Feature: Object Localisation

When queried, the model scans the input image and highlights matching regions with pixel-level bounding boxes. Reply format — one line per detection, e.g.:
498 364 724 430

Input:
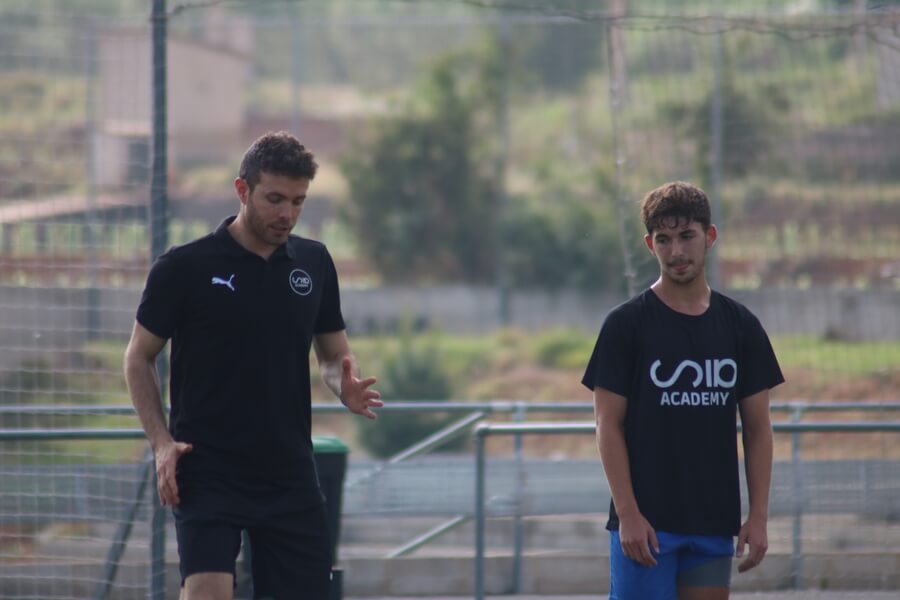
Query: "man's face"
644 217 717 286
235 172 310 249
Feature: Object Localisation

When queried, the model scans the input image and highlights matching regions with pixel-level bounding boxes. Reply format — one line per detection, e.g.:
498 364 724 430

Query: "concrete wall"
0 286 137 372
341 286 900 342
0 285 897 372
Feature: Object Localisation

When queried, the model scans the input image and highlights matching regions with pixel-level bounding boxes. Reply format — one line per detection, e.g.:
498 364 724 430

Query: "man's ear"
706 224 718 249
234 177 249 204
644 233 655 255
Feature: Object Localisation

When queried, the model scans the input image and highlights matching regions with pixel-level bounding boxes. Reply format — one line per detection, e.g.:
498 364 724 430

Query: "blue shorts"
609 530 734 600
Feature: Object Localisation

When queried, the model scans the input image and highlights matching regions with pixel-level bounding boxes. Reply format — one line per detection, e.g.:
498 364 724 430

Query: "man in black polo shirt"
124 131 382 600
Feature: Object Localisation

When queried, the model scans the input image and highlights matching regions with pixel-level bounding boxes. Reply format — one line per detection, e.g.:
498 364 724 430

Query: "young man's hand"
340 356 383 419
736 515 768 572
618 509 660 567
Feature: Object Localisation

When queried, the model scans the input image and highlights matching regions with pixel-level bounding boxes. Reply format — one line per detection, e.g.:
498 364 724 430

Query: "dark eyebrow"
264 192 307 202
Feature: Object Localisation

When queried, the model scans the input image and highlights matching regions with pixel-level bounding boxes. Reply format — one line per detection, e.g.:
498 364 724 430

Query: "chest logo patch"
289 269 313 296
650 358 737 408
211 274 236 292
650 358 737 389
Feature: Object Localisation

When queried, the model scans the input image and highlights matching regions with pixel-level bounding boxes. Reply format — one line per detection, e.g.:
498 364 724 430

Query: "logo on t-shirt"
211 274 235 292
289 269 312 296
650 358 736 407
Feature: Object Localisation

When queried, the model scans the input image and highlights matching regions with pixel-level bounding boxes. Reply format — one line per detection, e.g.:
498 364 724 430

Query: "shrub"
531 329 595 370
354 337 466 458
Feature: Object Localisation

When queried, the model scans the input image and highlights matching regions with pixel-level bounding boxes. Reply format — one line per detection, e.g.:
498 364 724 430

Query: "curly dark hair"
238 131 318 191
640 181 711 234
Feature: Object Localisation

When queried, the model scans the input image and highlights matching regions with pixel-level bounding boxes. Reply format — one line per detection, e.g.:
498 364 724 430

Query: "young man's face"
235 171 310 249
644 217 717 286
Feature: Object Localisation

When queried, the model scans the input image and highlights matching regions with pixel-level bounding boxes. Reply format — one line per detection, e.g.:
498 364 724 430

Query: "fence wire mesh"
0 1 898 597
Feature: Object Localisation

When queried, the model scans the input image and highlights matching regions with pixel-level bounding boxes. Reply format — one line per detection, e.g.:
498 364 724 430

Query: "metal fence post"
149 2 168 597
474 428 487 600
150 0 168 262
790 407 804 590
511 401 526 593
150 471 167 600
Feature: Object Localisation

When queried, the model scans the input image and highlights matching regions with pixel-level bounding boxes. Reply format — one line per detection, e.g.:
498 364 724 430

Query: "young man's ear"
706 224 718 248
644 233 655 255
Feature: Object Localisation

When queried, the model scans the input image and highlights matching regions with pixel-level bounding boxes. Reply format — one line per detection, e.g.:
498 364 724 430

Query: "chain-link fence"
0 1 898 597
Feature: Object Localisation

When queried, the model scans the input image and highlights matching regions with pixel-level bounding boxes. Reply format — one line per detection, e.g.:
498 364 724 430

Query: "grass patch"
772 336 900 378
11 331 899 464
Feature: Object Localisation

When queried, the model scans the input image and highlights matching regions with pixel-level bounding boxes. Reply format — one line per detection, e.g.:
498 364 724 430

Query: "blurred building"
93 25 252 188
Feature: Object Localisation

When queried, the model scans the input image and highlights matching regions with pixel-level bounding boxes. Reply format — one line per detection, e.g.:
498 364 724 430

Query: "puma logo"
211 274 235 292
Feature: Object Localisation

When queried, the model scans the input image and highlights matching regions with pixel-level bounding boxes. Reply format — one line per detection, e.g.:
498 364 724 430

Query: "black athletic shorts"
173 480 332 600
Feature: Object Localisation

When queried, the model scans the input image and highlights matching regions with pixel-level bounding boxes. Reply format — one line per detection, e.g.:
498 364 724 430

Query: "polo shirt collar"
214 216 296 260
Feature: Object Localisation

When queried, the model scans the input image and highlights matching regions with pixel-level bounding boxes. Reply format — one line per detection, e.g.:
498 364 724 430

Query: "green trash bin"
312 435 349 565
237 436 348 600
313 435 349 600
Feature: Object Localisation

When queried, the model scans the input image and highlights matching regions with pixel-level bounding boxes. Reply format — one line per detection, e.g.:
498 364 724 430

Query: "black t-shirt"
136 217 345 508
582 289 784 536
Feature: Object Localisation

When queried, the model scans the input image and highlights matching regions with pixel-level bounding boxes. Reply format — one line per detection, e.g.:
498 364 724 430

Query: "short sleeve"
581 306 636 397
314 247 346 334
738 311 784 400
135 251 184 339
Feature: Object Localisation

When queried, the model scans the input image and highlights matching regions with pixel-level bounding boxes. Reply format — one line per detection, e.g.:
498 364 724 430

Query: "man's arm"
123 321 192 507
594 387 659 567
736 389 773 572
313 330 382 419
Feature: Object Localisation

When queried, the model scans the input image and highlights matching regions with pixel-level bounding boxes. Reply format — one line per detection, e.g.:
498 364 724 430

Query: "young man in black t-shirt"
583 181 783 600
124 132 382 600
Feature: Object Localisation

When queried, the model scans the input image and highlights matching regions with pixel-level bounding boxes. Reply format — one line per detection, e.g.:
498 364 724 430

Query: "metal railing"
3 401 900 597
8 399 899 567
3 399 899 419
0 426 159 600
472 420 900 600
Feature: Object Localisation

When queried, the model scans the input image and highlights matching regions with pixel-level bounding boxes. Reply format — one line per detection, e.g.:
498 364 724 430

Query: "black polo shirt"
136 216 345 507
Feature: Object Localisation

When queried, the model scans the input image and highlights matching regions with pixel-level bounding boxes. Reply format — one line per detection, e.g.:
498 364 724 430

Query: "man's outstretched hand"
340 356 383 419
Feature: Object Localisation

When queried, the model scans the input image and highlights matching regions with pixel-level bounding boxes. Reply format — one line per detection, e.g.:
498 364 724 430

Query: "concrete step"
340 514 607 549
1 551 898 597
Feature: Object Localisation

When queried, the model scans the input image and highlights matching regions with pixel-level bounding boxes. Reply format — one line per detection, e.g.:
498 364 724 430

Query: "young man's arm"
123 321 192 507
736 389 773 572
313 330 382 419
594 386 659 567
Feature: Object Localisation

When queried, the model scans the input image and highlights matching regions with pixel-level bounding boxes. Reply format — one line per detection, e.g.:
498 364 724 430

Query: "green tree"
519 20 604 91
340 37 507 284
663 50 788 184
502 173 625 291
340 30 633 292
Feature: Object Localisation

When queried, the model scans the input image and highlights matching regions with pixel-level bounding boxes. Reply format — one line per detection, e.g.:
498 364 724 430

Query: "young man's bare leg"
678 584 729 600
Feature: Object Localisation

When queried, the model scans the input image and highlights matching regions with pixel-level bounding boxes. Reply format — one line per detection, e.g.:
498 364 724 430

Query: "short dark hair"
238 131 318 191
640 181 711 234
